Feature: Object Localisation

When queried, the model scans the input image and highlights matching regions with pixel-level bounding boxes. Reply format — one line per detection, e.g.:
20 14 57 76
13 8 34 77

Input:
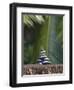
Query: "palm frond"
23 15 45 27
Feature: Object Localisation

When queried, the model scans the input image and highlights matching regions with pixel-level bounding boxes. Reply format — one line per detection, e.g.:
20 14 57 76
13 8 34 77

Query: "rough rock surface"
22 64 63 75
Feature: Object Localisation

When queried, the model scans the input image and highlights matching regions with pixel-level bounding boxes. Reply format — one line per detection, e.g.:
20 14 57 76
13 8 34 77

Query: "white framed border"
16 7 70 84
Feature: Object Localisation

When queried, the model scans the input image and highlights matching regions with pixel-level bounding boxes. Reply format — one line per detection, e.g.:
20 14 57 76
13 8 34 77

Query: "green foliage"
48 16 63 64
23 15 45 27
22 14 63 64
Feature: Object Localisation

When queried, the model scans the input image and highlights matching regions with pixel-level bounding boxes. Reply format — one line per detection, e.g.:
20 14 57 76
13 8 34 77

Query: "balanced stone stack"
37 49 51 64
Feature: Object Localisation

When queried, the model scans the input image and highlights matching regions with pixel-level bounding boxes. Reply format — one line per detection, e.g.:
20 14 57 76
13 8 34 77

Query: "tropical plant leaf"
23 15 45 27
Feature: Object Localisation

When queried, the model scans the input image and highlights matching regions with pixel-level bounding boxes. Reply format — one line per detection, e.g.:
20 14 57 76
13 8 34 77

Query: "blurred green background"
22 14 63 64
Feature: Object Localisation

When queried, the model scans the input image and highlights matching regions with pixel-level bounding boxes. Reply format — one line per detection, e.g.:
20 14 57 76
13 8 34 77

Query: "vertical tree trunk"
32 16 51 63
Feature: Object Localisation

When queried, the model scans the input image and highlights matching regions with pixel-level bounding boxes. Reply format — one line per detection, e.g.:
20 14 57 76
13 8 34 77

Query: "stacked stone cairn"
37 49 51 64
